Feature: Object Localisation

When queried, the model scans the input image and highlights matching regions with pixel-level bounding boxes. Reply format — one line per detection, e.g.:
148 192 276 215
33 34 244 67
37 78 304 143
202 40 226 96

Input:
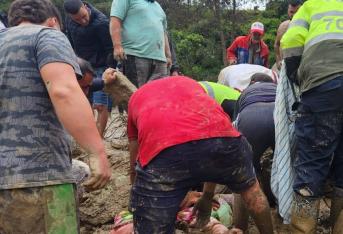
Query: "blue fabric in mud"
130 136 256 234
294 76 343 197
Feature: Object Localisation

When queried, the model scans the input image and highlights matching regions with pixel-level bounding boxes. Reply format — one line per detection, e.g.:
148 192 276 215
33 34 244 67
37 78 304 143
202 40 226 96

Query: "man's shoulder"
3 25 62 43
278 20 290 32
232 35 249 45
89 4 109 26
235 35 248 41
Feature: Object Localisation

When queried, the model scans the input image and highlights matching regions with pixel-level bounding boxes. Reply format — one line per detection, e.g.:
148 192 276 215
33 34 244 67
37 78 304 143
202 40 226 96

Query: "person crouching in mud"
127 76 274 234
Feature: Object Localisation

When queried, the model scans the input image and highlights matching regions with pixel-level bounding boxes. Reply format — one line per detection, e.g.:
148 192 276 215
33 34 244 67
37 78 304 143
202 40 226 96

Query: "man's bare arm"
110 17 126 61
40 62 111 190
274 20 290 69
129 139 139 184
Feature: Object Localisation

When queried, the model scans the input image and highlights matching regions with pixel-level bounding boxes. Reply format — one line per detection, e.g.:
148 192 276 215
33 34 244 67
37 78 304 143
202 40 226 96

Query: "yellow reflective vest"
281 0 343 93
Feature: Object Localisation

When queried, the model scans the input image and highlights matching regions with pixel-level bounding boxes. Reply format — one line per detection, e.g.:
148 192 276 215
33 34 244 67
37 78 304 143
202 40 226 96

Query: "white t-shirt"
0 20 6 30
218 64 278 91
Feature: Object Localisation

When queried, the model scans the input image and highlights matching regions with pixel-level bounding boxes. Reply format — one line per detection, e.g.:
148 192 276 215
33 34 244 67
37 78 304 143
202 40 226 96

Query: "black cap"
288 0 303 6
64 0 83 14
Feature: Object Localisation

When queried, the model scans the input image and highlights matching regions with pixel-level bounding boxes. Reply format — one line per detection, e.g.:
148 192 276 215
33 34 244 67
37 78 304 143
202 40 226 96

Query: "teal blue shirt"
111 0 167 62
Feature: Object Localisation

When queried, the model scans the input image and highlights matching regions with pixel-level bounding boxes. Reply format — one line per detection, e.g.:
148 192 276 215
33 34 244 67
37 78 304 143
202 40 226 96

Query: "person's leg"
130 144 195 234
292 107 342 233
0 184 78 234
331 129 343 233
149 60 168 82
232 193 249 232
240 180 273 234
132 57 153 87
189 137 273 234
93 99 109 137
123 55 139 87
237 103 276 205
92 92 112 137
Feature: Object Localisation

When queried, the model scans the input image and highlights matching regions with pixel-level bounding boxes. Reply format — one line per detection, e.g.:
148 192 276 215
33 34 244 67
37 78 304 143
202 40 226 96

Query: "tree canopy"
0 0 290 80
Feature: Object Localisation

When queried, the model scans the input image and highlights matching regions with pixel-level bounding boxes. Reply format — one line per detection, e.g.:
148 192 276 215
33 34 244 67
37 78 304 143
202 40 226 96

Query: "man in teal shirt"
110 0 171 87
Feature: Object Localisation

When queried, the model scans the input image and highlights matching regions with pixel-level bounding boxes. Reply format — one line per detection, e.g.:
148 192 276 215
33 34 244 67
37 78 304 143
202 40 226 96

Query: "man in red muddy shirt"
127 76 273 234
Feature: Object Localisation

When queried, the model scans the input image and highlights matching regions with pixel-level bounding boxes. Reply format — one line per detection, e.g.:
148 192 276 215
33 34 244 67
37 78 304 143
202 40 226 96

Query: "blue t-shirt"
111 0 167 62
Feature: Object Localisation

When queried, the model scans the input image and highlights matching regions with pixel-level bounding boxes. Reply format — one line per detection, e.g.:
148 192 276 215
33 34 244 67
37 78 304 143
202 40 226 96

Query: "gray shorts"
123 55 168 87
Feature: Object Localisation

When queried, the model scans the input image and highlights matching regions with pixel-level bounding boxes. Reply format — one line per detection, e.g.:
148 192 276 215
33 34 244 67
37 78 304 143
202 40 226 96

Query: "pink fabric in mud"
109 223 133 234
127 76 240 167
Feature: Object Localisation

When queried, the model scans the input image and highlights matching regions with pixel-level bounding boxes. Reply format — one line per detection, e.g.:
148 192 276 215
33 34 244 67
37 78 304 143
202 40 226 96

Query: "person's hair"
288 0 302 7
250 73 274 84
8 0 62 27
64 0 83 14
77 57 94 78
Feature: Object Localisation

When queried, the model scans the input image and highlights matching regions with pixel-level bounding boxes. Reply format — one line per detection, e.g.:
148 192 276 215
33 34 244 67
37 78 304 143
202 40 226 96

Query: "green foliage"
172 30 222 81
0 0 287 79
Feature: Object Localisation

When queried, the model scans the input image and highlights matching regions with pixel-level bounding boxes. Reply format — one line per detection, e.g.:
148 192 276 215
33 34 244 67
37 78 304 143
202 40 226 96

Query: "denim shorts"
130 136 256 234
92 67 113 112
294 76 343 197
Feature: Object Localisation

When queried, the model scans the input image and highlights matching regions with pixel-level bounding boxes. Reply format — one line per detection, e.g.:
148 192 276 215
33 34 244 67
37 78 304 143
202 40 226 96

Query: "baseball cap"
250 22 264 35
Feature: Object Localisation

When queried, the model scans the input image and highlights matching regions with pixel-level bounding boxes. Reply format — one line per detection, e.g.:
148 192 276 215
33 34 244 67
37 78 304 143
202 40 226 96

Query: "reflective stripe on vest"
304 32 343 52
199 81 215 99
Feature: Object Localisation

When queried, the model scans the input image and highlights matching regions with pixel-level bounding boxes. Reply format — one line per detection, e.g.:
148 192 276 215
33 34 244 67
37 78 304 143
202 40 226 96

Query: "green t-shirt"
199 81 241 105
111 0 167 62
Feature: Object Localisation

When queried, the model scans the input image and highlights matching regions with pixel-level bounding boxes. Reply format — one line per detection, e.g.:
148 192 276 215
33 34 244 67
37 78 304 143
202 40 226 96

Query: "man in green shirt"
110 0 171 87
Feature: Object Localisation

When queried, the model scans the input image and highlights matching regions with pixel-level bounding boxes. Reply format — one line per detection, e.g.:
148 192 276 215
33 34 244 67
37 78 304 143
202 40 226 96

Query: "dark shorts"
92 67 113 112
0 184 79 234
123 55 168 87
130 136 256 234
294 76 343 197
236 102 275 174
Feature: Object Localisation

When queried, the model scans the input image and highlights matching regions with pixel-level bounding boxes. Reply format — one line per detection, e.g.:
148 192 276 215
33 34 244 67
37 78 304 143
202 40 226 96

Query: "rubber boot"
330 187 343 234
291 193 320 234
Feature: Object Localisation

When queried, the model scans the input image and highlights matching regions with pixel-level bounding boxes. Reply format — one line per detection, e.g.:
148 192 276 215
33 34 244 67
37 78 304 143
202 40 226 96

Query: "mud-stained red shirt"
127 76 241 167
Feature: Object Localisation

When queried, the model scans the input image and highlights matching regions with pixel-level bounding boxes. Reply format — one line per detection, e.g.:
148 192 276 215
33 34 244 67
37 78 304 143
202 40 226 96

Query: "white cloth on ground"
271 64 299 224
217 64 278 91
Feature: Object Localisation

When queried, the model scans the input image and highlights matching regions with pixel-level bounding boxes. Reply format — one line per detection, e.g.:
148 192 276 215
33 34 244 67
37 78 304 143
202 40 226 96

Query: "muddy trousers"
292 77 343 233
0 184 79 234
330 187 343 234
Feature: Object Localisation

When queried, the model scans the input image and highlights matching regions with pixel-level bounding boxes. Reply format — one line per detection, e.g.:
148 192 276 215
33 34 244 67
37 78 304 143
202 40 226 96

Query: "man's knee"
240 180 268 213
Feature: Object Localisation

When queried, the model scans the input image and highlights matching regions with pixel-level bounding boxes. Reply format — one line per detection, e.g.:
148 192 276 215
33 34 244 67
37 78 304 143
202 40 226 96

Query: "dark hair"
250 73 274 84
289 0 302 7
8 0 62 27
77 57 94 79
64 0 83 14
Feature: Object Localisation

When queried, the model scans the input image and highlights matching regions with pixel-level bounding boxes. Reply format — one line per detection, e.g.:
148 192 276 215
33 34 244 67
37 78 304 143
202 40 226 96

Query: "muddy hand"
180 191 202 209
103 68 117 85
191 192 213 228
83 152 111 191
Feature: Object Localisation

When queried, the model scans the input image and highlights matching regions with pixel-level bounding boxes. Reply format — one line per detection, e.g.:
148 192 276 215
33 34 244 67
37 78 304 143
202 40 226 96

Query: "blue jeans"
294 76 343 197
130 137 256 234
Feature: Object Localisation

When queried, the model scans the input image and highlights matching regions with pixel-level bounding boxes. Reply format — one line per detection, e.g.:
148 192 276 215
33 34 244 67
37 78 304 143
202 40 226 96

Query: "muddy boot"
330 187 343 234
291 193 320 234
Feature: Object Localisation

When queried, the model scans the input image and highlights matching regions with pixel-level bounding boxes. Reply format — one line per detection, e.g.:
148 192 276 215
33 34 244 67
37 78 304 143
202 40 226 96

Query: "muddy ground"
75 111 331 234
